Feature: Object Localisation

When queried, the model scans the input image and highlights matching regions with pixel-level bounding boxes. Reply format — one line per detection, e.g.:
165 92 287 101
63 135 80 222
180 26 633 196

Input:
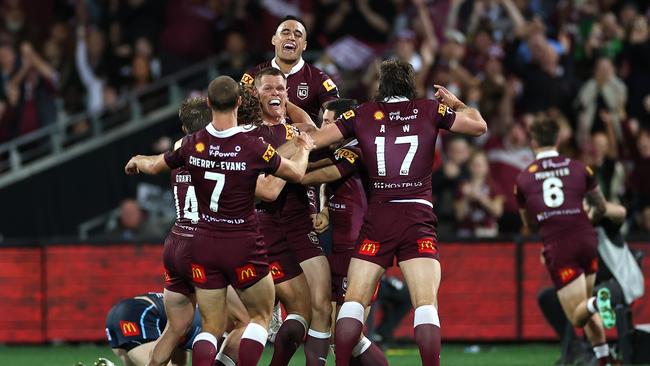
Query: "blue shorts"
105 297 165 351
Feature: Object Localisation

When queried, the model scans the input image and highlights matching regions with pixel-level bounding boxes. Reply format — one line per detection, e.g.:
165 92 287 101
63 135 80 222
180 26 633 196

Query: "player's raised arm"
273 132 314 183
255 134 313 201
287 100 318 131
125 153 169 175
434 84 487 136
309 122 345 150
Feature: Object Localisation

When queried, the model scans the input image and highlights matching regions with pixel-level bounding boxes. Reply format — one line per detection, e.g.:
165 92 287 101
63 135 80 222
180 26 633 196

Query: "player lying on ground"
515 118 616 366
125 76 314 366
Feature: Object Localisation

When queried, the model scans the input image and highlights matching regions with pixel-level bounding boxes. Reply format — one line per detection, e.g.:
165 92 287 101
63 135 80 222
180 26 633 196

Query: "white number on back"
542 177 564 208
174 185 199 222
204 172 226 212
374 135 419 176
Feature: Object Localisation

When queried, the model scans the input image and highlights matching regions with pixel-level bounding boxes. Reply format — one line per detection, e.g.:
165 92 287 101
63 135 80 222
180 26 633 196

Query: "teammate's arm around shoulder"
435 84 487 137
273 132 315 183
124 153 169 175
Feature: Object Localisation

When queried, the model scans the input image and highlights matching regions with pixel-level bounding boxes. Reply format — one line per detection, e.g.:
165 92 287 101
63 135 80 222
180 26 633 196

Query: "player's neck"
273 56 302 75
211 112 237 131
262 113 284 126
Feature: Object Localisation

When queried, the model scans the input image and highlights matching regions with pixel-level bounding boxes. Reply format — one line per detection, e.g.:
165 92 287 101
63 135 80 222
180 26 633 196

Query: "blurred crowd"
0 0 649 235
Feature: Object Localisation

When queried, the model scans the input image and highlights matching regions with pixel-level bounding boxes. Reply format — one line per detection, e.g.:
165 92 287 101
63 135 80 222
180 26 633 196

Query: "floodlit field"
0 343 564 366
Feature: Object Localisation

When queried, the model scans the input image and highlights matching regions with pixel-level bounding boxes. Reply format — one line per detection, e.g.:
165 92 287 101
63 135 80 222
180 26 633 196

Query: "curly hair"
237 84 263 126
178 96 211 134
375 60 416 102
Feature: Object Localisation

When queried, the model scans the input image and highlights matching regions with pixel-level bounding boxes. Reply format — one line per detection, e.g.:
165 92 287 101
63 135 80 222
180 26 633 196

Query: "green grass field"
0 343 563 366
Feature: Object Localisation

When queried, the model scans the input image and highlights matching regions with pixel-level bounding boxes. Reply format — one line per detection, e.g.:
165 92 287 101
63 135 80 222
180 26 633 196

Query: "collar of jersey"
536 150 559 159
272 57 305 76
206 123 246 138
383 96 410 103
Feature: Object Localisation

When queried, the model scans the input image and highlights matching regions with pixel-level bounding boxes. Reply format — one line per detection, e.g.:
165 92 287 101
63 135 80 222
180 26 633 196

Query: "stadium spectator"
104 198 160 241
216 30 253 80
582 131 625 202
431 136 472 227
454 151 504 238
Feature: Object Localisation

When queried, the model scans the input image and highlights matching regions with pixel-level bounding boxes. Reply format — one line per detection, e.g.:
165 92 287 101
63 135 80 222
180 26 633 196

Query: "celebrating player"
309 59 487 366
515 119 615 366
105 292 201 366
125 76 314 366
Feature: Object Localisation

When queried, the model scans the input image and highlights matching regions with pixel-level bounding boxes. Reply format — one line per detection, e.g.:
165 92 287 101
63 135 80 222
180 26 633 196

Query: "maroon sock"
356 342 388 366
269 317 307 366
238 338 265 366
335 318 363 366
192 333 218 366
349 357 362 366
414 324 441 366
305 329 331 365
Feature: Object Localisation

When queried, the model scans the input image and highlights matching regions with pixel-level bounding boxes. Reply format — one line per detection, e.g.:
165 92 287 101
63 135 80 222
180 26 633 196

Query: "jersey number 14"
174 172 226 222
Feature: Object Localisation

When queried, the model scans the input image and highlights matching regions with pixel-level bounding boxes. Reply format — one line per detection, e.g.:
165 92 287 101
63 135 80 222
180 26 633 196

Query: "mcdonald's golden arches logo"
558 267 576 284
236 264 258 283
358 239 380 256
191 263 206 284
119 321 140 337
269 261 285 281
417 238 437 255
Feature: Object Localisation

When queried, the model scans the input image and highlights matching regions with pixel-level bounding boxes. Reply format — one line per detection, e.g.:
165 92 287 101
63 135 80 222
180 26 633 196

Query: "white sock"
593 343 609 359
308 328 331 339
351 336 372 357
215 352 236 366
586 297 598 314
192 331 218 348
285 313 308 332
241 322 268 346
337 301 364 323
414 305 440 328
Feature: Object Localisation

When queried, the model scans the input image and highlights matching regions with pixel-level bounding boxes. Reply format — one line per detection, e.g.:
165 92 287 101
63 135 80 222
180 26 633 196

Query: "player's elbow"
469 118 488 136
285 169 305 183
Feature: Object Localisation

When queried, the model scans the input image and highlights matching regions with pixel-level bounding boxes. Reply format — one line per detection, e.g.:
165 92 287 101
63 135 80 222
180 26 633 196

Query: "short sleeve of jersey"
433 100 456 130
334 109 357 139
318 72 339 106
240 66 257 86
164 137 187 169
332 147 360 178
253 140 282 174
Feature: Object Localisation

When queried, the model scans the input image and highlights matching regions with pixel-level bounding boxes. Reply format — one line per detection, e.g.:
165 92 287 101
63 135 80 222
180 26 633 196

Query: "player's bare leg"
301 255 334 365
112 348 136 366
216 286 250 366
236 273 276 366
131 342 188 366
334 258 384 366
399 258 442 366
193 287 228 366
270 273 311 366
148 289 195 366
557 273 611 365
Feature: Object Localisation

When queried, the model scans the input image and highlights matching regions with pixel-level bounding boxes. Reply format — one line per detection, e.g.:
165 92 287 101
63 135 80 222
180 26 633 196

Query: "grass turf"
0 343 561 365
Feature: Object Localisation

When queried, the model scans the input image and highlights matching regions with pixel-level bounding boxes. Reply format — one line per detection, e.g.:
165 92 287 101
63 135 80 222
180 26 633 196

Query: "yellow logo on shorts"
359 239 380 256
323 78 337 92
241 73 254 85
262 144 276 162
558 267 576 284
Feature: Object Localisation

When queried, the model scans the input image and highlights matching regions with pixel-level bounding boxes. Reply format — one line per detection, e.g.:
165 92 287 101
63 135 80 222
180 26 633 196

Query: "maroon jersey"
241 58 339 126
171 166 198 234
335 97 456 208
328 144 367 252
164 124 281 234
515 151 598 241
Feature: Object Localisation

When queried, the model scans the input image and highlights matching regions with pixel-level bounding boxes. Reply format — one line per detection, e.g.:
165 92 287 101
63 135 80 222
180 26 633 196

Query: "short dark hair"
179 96 211 133
238 84 263 126
375 60 416 101
530 119 560 148
254 67 286 87
207 76 240 112
276 15 307 33
324 99 358 119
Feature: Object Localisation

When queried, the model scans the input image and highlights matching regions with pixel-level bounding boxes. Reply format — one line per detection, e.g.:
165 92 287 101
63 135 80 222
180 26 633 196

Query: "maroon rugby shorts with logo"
542 227 599 289
258 212 303 284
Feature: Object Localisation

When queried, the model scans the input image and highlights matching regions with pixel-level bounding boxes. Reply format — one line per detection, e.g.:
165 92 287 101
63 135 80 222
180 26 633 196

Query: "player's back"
516 151 596 241
339 98 455 206
165 124 281 235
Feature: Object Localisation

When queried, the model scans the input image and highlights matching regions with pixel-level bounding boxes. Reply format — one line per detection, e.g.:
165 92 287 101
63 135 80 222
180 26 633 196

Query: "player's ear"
206 96 212 109
236 96 242 108
302 40 307 51
271 34 278 47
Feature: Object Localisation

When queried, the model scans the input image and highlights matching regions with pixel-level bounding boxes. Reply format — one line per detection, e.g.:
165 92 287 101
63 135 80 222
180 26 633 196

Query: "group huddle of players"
103 15 617 366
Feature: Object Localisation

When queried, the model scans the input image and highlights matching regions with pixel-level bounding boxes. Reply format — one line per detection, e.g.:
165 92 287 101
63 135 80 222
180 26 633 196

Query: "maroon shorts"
281 210 324 263
189 231 270 290
353 202 439 268
543 229 599 289
329 249 353 304
163 231 195 296
259 213 303 284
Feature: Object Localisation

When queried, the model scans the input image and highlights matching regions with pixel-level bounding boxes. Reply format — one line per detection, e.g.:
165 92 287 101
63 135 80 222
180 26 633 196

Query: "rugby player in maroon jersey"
515 119 614 366
242 17 340 362
308 60 487 366
241 15 339 127
301 98 388 366
124 76 315 366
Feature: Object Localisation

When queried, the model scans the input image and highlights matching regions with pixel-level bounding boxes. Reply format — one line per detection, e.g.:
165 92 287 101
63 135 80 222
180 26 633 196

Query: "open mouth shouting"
282 42 297 55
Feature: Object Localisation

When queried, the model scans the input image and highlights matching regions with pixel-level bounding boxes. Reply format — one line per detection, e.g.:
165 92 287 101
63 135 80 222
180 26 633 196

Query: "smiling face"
257 74 288 120
272 20 307 64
